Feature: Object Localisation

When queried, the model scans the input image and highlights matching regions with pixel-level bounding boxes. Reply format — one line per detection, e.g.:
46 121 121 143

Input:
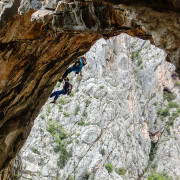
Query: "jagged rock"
19 34 180 179
0 0 180 176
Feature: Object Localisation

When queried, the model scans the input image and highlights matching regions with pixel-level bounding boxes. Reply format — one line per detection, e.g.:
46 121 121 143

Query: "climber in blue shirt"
59 57 87 82
50 77 73 103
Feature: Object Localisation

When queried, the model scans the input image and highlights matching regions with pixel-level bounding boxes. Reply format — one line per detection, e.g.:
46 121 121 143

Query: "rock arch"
0 0 179 174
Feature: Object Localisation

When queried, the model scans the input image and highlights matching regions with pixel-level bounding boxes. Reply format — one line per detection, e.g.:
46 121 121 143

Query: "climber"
50 77 73 103
59 57 87 82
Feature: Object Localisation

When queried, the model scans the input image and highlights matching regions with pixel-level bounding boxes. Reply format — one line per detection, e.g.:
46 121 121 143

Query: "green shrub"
46 104 51 113
59 105 62 112
85 99 91 107
178 108 180 113
56 82 61 87
77 119 90 126
64 112 70 117
67 140 73 144
48 121 67 140
69 91 75 97
48 120 71 168
67 175 74 180
74 105 80 115
134 70 138 74
153 102 158 106
40 114 45 119
30 147 40 155
174 82 180 87
147 172 172 180
157 108 169 117
100 85 104 89
127 133 131 137
131 51 139 61
105 163 114 173
166 126 171 135
14 174 19 178
75 139 79 144
54 145 61 153
77 76 82 82
167 111 179 126
83 112 88 117
152 163 158 170
163 91 176 101
94 96 99 99
57 97 71 105
113 49 117 55
40 128 44 133
100 148 105 156
57 146 72 169
168 101 179 108
138 59 143 66
149 142 157 161
115 167 126 175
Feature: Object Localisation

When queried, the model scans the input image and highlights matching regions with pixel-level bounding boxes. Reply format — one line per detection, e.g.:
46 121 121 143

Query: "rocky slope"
19 34 180 180
0 0 180 175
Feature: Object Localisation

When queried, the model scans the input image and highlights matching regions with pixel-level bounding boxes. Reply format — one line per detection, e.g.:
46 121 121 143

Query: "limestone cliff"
19 34 180 180
0 0 180 176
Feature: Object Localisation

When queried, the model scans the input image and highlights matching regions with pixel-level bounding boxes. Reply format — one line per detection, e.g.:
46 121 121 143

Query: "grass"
115 167 126 175
105 163 114 173
30 147 40 155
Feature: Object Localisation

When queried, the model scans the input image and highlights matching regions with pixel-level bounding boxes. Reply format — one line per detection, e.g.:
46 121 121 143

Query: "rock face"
19 34 180 180
0 0 180 175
